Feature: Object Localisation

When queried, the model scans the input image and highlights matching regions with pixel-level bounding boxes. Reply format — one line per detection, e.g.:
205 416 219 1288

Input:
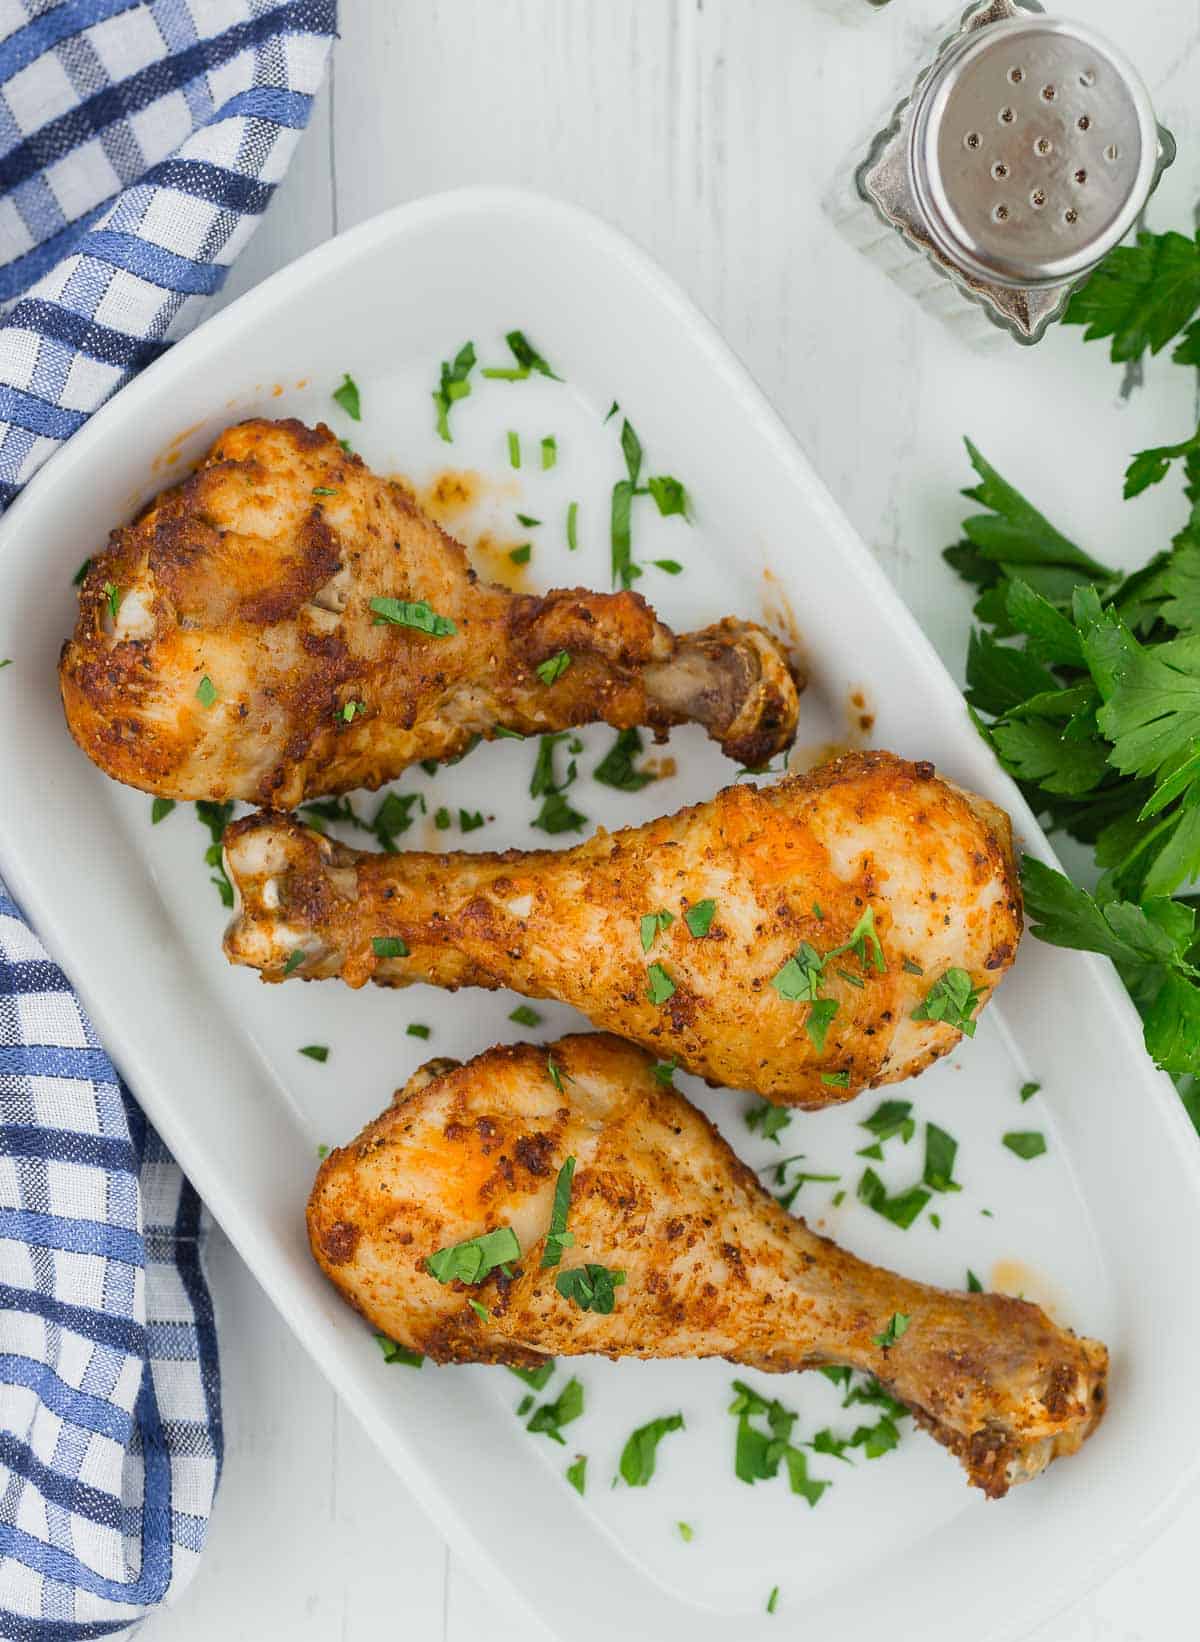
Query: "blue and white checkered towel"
0 3 335 1635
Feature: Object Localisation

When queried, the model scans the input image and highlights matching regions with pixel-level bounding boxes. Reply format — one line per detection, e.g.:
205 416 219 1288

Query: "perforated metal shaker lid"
908 15 1161 289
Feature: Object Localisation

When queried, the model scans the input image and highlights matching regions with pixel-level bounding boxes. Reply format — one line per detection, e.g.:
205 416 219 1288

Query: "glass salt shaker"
828 0 1176 345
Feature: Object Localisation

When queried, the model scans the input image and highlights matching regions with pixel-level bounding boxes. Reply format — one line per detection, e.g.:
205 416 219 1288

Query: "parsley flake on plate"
745 1100 791 1144
509 1004 542 1028
527 1375 584 1444
1003 1130 1047 1160
566 1455 587 1496
432 343 474 441
618 1412 683 1486
374 1333 422 1368
298 1045 328 1063
332 373 361 421
594 727 655 792
507 1361 554 1390
150 797 175 825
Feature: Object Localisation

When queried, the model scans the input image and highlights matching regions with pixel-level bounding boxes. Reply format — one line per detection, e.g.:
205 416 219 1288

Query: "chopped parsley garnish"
770 943 825 1002
871 1311 910 1351
195 799 235 906
566 1455 587 1495
618 1412 684 1486
767 1588 780 1616
653 559 682 575
333 373 361 421
312 486 338 497
555 1263 626 1313
652 1057 678 1086
369 597 457 637
860 1099 914 1146
922 1122 962 1192
821 1070 850 1088
195 675 217 708
482 366 529 381
604 401 620 423
677 1521 694 1542
566 500 579 551
684 899 716 938
316 1144 329 1160
1003 1130 1047 1160
912 967 982 1036
611 478 636 589
283 949 305 976
372 936 408 959
103 581 121 620
745 1100 792 1144
516 1393 534 1416
902 957 924 976
459 808 485 832
1020 1080 1041 1102
527 1375 584 1443
536 650 572 686
728 1381 829 1507
73 558 91 586
645 962 676 1006
509 1004 542 1028
509 543 532 565
966 1269 983 1292
374 1333 422 1367
507 430 521 468
341 700 365 722
468 1298 489 1322
647 475 689 518
299 1045 329 1063
426 1225 520 1285
640 909 675 952
620 419 642 486
507 1361 554 1390
541 435 557 470
770 909 884 1052
435 806 451 830
541 1156 576 1268
547 1054 568 1093
594 727 655 791
150 797 175 825
433 342 475 441
505 329 561 379
406 1023 431 1040
530 732 586 834
770 1155 839 1210
857 1167 930 1230
516 513 541 528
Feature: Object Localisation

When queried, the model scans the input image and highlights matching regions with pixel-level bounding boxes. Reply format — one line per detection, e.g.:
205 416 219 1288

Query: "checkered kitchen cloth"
0 2 335 1636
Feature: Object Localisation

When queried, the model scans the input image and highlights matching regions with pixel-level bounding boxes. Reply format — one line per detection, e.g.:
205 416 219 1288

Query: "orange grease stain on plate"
989 1258 1061 1321
394 468 531 591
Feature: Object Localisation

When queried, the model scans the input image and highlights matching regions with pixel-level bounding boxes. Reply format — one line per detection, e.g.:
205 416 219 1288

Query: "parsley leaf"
871 1311 910 1351
541 1156 576 1268
645 962 676 1006
333 373 362 420
618 1412 684 1486
857 1168 930 1230
922 1122 961 1193
745 1100 792 1144
374 1333 422 1367
372 936 408 959
534 650 572 686
640 909 675 952
647 475 690 518
507 1360 554 1390
427 1225 520 1285
911 968 982 1036
505 329 561 379
527 1376 584 1444
684 899 716 937
433 342 475 441
151 797 175 825
860 1099 914 1146
555 1263 626 1313
1003 1130 1047 1160
509 1004 542 1028
1063 229 1200 363
566 1455 587 1495
369 597 456 637
299 1045 329 1063
594 727 655 791
195 799 235 906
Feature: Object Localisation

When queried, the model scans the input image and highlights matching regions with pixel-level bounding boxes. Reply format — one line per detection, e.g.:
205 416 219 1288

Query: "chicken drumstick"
308 1033 1106 1497
59 418 800 805
224 751 1022 1108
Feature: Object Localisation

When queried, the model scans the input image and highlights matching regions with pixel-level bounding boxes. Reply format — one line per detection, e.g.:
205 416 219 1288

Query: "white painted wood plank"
144 4 1200 1639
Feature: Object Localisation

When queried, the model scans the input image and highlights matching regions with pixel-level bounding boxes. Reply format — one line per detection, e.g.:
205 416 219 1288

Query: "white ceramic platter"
0 189 1197 1642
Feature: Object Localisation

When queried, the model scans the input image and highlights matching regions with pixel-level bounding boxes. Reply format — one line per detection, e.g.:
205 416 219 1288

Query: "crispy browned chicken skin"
309 1033 1106 1497
58 418 801 805
225 751 1022 1107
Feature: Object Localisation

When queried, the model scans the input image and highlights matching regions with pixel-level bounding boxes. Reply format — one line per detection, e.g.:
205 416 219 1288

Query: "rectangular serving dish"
1 187 1198 1642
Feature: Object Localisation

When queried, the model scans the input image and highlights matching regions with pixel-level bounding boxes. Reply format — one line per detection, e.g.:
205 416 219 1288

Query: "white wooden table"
142 2 1200 1636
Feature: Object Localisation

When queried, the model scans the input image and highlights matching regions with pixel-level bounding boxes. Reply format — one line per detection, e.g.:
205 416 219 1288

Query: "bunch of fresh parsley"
944 228 1200 1127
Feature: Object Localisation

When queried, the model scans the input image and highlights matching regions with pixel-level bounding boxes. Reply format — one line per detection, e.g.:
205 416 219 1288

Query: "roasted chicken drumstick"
225 751 1022 1107
58 418 800 805
309 1033 1106 1497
